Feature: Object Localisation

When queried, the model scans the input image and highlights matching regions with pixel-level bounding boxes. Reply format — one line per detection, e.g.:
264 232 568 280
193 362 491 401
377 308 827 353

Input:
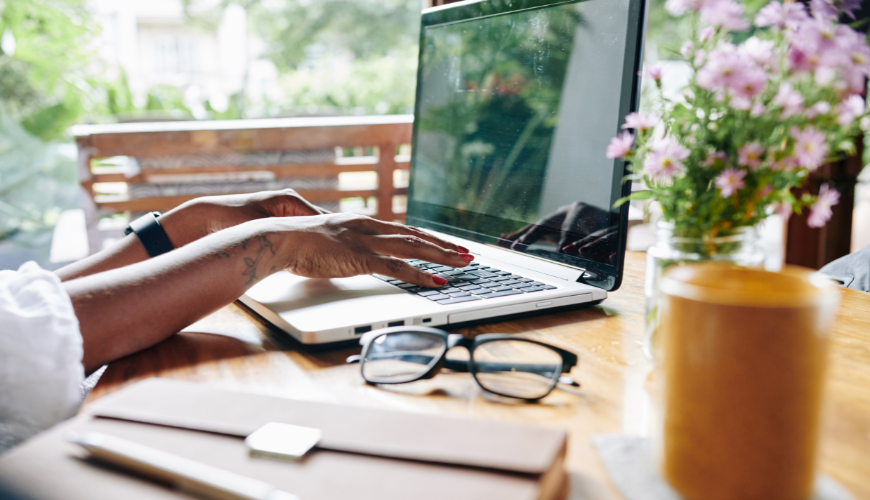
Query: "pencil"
69 432 299 500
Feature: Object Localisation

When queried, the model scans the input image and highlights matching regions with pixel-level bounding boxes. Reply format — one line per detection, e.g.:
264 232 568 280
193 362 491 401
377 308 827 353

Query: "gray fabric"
590 434 855 500
819 244 870 292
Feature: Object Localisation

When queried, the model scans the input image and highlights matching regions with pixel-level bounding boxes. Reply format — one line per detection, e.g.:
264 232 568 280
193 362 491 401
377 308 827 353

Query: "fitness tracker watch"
124 212 175 257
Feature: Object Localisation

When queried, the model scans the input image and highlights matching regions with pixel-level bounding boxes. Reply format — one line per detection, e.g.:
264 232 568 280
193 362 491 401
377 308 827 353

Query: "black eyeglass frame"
348 326 579 401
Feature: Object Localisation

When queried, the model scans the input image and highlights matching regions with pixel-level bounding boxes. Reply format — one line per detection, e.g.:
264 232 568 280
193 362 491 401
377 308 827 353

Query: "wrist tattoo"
212 233 276 285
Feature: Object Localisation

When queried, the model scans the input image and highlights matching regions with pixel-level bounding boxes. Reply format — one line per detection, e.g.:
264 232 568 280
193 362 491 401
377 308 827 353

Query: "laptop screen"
406 0 645 291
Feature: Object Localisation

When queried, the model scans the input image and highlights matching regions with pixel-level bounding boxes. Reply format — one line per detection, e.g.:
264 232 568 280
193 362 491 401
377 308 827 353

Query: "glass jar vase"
644 221 765 360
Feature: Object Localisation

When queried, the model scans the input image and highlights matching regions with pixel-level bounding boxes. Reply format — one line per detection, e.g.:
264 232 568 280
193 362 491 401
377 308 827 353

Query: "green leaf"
613 189 654 208
20 103 69 141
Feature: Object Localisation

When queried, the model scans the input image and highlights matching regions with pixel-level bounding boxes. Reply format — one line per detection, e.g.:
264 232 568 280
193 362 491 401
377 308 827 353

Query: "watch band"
124 212 175 258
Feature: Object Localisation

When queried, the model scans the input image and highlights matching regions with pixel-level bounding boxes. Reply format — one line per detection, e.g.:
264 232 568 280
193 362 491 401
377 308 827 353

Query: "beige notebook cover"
0 379 568 500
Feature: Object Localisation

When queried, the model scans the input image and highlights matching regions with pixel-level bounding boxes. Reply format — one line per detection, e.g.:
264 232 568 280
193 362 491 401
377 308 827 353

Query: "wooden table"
85 251 870 499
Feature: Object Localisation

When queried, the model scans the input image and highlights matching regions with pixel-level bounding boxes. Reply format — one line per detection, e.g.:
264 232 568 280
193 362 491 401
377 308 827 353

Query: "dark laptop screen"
406 0 645 290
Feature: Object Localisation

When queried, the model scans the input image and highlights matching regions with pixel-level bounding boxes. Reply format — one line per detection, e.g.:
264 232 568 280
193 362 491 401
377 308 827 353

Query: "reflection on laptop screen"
407 0 641 278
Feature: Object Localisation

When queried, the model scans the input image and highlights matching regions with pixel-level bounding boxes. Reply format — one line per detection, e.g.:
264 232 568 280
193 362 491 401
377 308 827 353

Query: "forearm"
65 218 285 373
55 202 209 282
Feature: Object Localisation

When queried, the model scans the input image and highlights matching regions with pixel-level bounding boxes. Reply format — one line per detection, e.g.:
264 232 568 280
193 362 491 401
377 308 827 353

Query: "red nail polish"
432 276 448 285
460 253 474 262
457 246 470 253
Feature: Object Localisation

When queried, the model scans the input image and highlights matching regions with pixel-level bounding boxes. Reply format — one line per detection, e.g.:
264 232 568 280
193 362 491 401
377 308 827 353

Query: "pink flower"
694 49 707 66
666 0 707 16
757 184 774 199
739 37 777 69
836 94 865 126
738 142 765 170
644 138 690 182
770 202 793 219
644 63 664 81
697 44 745 90
606 132 635 159
810 0 862 20
754 1 809 29
806 101 831 119
807 184 840 228
680 41 694 59
791 126 828 170
771 155 799 171
787 17 851 73
715 168 746 198
772 82 804 118
750 101 766 117
699 26 715 42
729 95 752 111
703 151 727 166
622 111 661 130
814 66 837 86
731 66 768 100
700 0 750 31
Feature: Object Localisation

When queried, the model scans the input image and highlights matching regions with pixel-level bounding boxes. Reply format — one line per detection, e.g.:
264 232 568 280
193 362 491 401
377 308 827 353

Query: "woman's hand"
68 213 473 371
272 213 473 287
161 189 329 247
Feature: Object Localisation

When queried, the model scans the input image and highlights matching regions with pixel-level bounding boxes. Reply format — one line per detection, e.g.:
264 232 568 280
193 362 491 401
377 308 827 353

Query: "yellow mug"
656 263 839 500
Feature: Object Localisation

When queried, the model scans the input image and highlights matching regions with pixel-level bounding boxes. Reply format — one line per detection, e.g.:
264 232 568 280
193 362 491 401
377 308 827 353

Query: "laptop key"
500 279 521 286
397 283 418 289
469 271 498 278
521 287 543 292
517 278 534 282
488 286 513 292
425 293 451 301
469 279 490 284
437 296 482 305
541 285 557 290
481 289 523 299
440 287 462 293
448 292 471 297
458 284 481 290
405 286 425 293
418 290 443 297
473 288 495 295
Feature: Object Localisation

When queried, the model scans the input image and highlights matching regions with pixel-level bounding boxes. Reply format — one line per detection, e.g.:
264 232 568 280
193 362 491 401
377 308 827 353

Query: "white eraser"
245 422 322 461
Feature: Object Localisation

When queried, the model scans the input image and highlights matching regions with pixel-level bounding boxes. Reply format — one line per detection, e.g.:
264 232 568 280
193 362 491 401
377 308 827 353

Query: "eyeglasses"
346 326 580 401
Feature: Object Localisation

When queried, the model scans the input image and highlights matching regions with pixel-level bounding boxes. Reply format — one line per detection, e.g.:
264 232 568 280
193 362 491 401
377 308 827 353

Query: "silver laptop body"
240 0 646 344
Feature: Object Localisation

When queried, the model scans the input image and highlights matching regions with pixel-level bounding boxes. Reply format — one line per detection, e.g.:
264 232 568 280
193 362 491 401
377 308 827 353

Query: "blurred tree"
0 0 104 141
183 0 421 71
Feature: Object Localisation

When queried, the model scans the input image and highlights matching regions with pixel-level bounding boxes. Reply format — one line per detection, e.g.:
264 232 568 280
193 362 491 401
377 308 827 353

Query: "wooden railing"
72 115 413 253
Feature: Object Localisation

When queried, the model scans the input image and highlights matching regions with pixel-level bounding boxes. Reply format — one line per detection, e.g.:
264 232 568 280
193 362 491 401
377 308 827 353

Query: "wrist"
157 199 209 248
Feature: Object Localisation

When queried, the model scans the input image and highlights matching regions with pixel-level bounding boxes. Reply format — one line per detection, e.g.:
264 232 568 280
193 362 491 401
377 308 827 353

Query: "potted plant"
606 0 870 356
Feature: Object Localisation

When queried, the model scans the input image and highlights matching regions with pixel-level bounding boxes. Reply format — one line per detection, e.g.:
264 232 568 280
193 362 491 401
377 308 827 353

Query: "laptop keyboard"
372 260 556 305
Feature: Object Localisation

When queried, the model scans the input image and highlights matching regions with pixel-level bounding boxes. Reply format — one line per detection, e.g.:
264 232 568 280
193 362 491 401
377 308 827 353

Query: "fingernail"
457 245 469 253
459 253 474 262
432 276 448 286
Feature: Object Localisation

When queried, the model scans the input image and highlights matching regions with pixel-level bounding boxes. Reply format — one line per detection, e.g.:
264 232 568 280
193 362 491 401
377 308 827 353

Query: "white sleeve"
0 262 84 454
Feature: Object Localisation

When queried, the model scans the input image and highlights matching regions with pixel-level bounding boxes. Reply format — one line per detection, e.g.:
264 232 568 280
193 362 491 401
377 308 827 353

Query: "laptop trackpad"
244 271 434 330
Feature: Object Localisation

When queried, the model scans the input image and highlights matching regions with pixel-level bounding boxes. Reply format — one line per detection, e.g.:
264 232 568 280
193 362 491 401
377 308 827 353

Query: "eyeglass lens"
362 332 446 383
472 340 563 399
362 331 564 399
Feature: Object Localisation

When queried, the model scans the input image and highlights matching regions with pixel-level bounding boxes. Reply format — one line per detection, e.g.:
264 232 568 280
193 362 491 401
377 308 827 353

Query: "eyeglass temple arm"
346 353 576 382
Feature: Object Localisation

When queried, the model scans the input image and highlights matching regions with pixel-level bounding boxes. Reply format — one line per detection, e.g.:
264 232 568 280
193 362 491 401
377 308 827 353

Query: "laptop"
240 0 647 344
